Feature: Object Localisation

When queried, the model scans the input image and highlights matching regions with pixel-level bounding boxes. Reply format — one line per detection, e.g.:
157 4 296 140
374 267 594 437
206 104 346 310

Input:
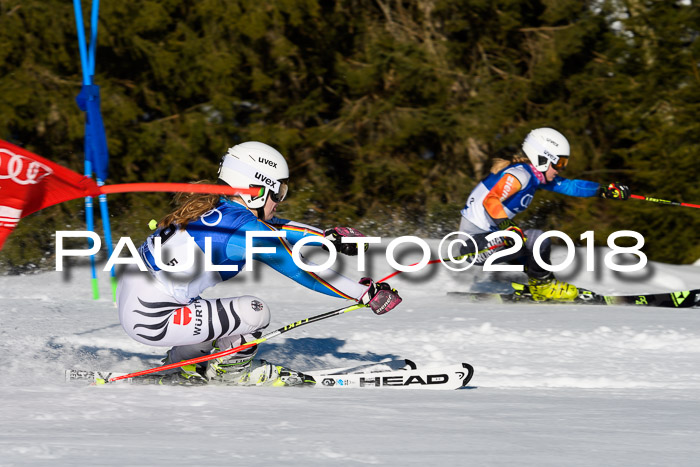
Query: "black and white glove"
496 218 527 248
599 182 630 200
323 227 369 256
359 278 402 315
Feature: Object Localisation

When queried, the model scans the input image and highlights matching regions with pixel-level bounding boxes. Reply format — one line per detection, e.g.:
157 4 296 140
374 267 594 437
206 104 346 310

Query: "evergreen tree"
1 0 697 270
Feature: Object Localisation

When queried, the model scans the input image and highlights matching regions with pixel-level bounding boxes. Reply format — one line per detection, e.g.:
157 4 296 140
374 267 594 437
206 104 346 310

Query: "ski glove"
496 218 527 248
359 278 402 315
323 227 369 256
599 182 630 201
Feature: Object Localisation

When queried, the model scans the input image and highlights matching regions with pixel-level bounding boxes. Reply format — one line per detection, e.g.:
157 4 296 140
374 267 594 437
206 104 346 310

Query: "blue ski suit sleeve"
226 218 361 300
540 176 601 197
266 218 325 245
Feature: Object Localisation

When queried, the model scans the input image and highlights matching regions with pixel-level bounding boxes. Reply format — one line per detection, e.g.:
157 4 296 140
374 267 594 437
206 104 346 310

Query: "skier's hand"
497 219 526 248
323 227 369 256
599 182 630 200
359 278 402 315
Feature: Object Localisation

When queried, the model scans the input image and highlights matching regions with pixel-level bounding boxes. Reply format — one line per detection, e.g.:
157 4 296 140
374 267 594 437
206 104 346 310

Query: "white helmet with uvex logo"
218 141 289 211
522 127 571 172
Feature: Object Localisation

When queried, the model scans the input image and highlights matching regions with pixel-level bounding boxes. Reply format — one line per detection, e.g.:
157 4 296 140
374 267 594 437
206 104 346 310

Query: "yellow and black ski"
448 285 699 308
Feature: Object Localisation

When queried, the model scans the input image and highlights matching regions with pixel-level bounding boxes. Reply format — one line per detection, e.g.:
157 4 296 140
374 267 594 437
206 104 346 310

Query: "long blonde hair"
490 152 530 174
158 181 221 228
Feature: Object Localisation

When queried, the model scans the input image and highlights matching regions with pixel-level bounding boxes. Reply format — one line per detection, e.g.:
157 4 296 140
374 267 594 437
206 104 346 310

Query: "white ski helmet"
522 128 570 172
218 141 289 211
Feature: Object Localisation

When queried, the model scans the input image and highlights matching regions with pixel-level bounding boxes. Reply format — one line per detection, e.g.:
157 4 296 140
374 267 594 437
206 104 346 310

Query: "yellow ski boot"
210 359 312 386
527 276 579 302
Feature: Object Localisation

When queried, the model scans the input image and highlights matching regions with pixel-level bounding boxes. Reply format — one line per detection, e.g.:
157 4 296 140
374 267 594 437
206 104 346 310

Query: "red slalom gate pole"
100 183 261 197
108 303 365 383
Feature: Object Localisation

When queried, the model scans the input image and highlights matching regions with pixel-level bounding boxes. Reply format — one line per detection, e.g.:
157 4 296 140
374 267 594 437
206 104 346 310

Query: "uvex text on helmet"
522 128 570 172
218 141 290 209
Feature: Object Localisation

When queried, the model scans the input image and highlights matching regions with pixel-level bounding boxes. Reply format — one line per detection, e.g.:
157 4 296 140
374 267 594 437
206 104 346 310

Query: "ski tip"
460 363 475 387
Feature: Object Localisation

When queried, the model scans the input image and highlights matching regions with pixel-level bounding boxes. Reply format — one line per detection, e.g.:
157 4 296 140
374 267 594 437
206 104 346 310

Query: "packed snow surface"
1 243 699 466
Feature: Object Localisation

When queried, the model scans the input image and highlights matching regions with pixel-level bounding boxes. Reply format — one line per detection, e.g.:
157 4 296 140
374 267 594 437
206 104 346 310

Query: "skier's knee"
232 295 271 330
524 229 548 250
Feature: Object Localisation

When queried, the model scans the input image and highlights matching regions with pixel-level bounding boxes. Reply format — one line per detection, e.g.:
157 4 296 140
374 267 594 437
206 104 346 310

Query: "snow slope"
1 242 699 466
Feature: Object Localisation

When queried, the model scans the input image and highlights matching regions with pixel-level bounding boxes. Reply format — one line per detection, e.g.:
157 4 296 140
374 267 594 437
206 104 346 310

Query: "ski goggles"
551 156 569 171
251 180 288 203
536 153 568 171
270 180 288 203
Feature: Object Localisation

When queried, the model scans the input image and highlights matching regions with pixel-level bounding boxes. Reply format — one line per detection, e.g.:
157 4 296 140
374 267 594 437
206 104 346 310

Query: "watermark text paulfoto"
54 229 647 274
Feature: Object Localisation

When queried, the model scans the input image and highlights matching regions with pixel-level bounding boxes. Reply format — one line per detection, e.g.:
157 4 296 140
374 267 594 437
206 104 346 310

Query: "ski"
65 361 474 390
64 359 419 385
310 362 474 390
303 358 418 377
65 361 314 387
66 369 173 385
448 284 700 308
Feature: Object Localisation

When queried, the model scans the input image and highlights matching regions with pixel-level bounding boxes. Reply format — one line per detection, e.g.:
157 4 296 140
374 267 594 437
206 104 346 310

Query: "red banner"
0 140 98 249
0 139 260 250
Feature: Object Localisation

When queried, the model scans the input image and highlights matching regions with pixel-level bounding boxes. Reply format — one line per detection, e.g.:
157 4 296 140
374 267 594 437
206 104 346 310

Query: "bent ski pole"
630 194 700 209
108 303 366 383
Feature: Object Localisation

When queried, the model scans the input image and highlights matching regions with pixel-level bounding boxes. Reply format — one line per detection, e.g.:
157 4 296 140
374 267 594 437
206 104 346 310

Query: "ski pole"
107 303 366 383
379 242 506 282
630 194 700 209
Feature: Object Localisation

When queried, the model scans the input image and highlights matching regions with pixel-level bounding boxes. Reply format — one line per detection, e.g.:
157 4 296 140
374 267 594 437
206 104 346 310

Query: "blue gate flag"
76 84 109 181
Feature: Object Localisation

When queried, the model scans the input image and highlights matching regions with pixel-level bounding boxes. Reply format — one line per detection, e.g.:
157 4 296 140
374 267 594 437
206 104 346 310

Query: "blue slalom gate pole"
97 180 116 300
74 0 115 300
89 1 116 299
83 162 99 299
73 0 98 299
